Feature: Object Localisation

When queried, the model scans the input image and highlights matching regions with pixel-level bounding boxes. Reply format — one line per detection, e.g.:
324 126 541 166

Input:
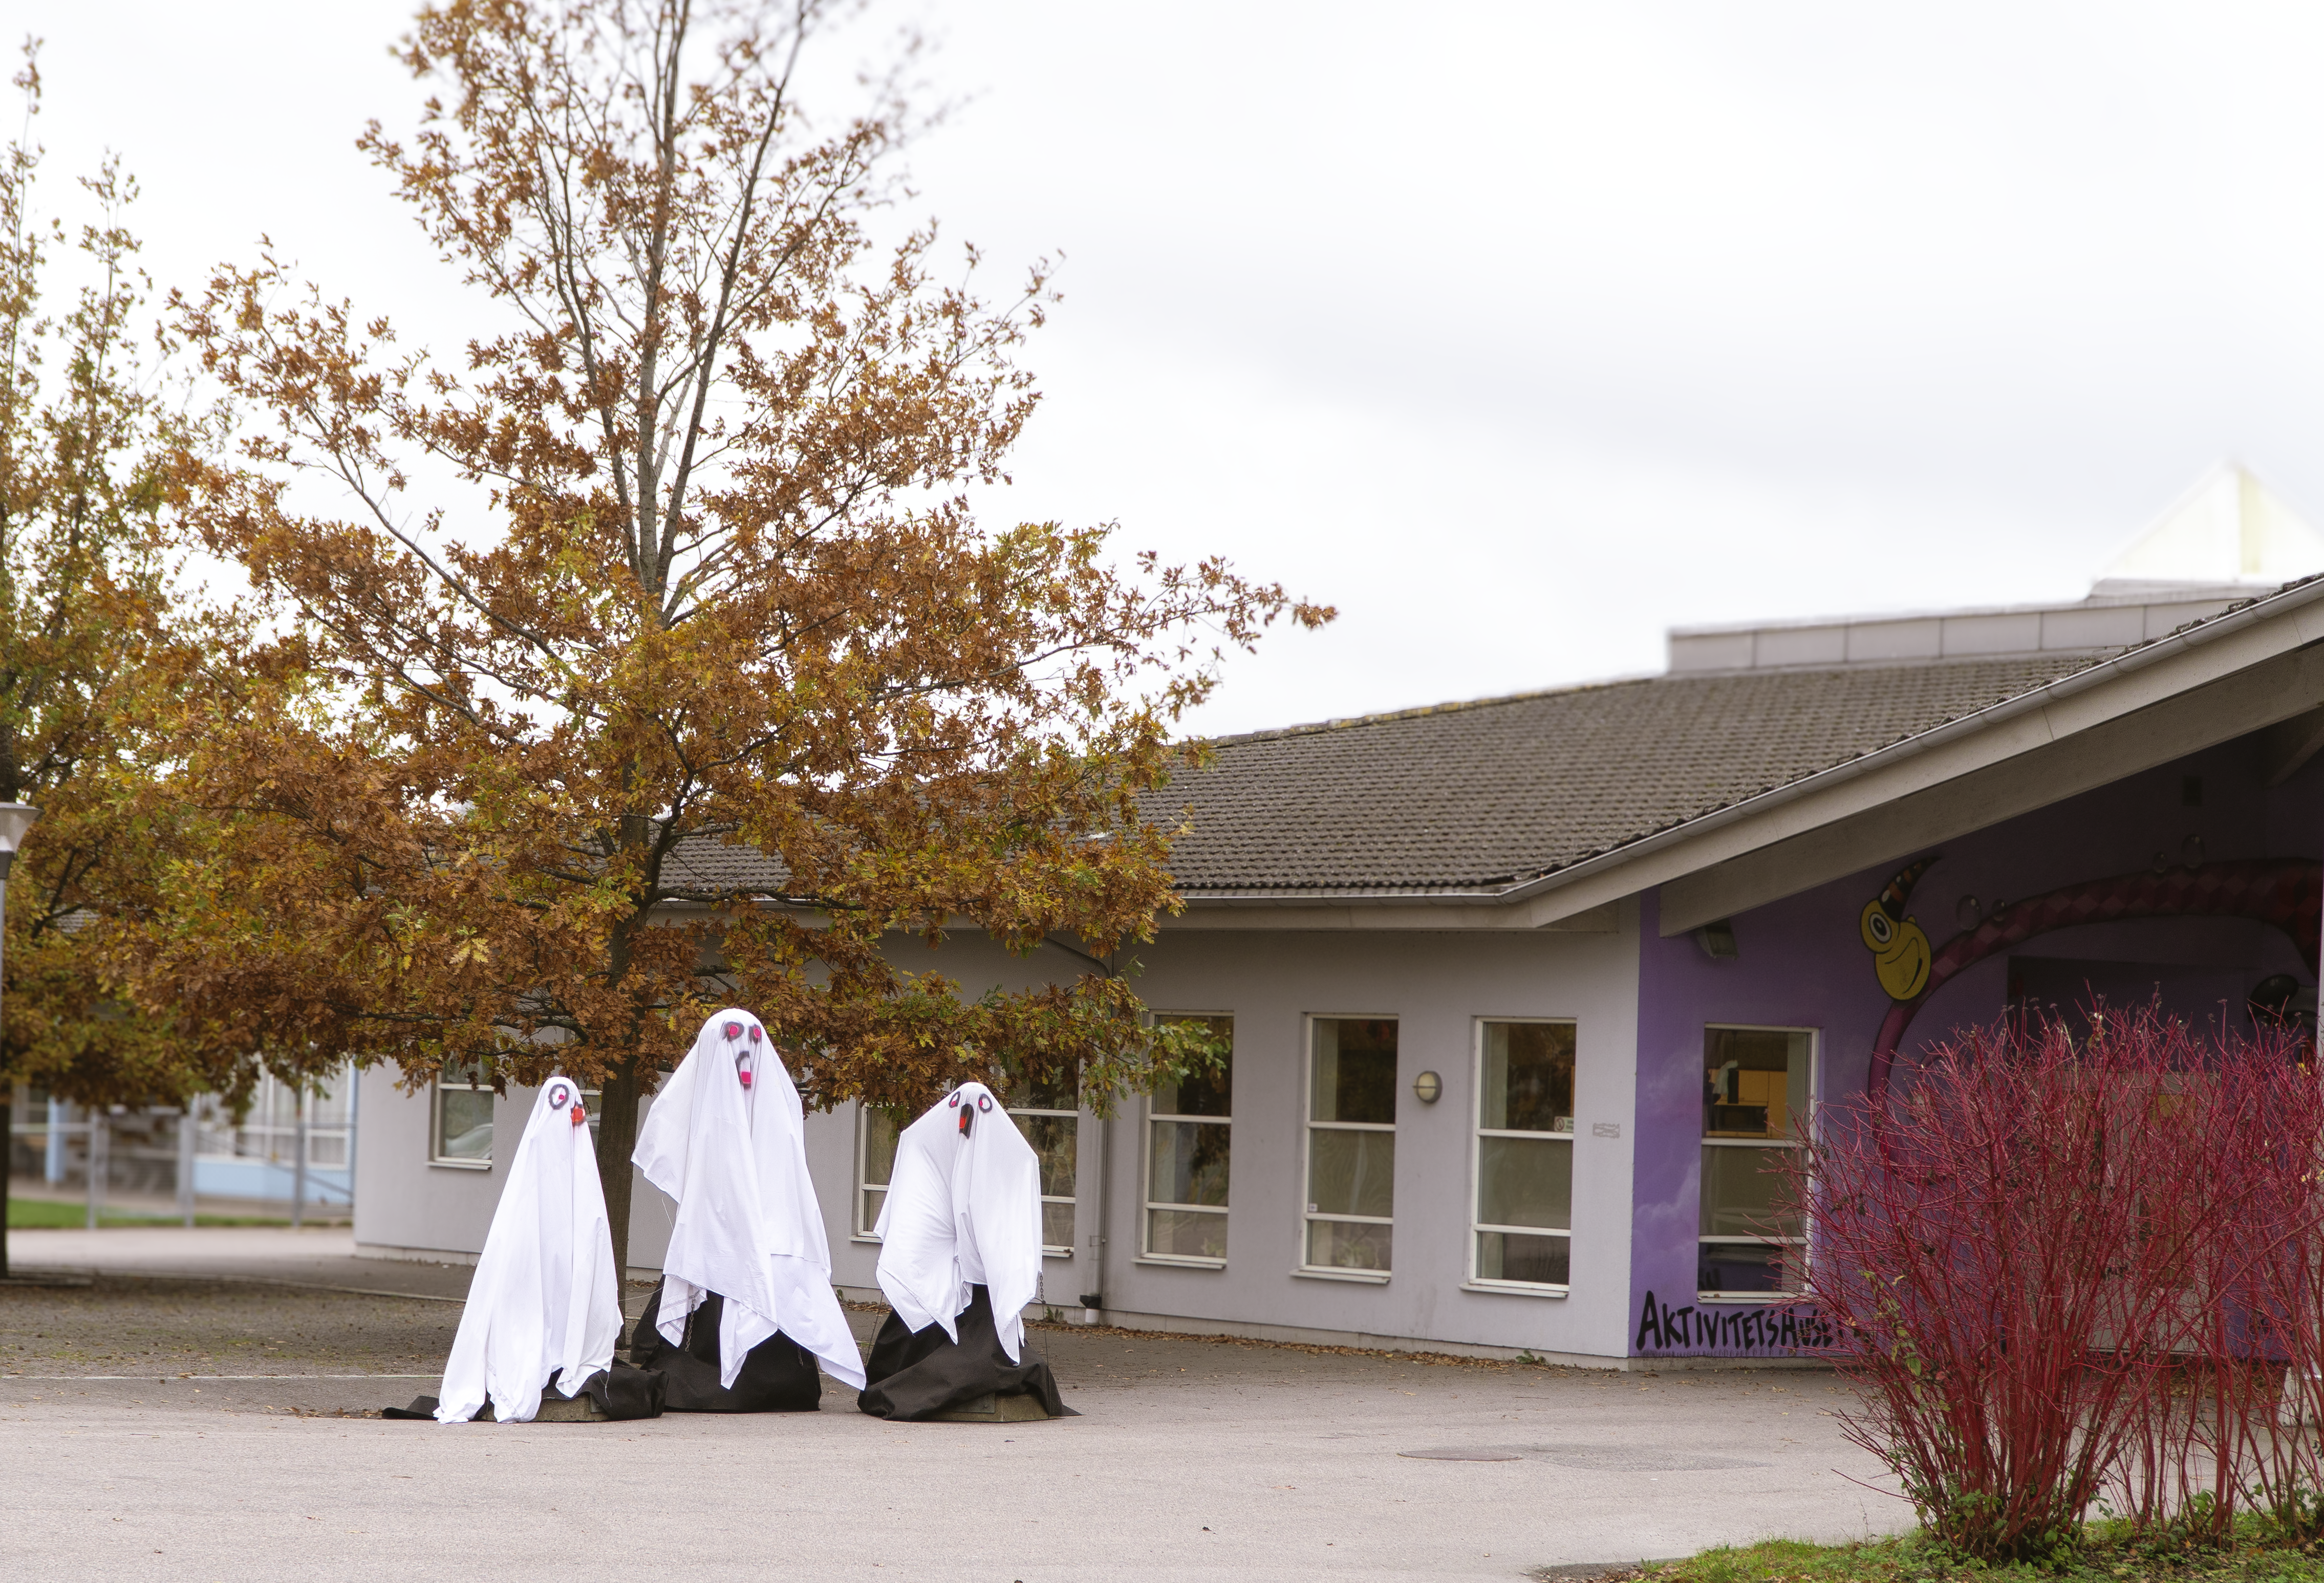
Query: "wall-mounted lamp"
1411 1070 1443 1104
1695 919 1738 960
0 802 36 880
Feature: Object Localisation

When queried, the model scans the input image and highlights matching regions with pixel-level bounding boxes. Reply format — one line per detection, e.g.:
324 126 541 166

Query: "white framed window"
1302 1016 1397 1275
1698 1025 1814 1299
1144 1014 1232 1265
854 1103 905 1238
1007 1074 1079 1256
431 1060 494 1167
236 1066 358 1169
1471 1019 1576 1291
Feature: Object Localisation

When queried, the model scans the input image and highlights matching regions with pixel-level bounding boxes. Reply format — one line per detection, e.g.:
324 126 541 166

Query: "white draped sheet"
436 1075 623 1424
872 1080 1045 1362
632 1009 866 1391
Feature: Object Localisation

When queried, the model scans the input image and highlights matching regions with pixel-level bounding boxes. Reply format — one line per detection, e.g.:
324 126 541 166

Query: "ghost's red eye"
724 1022 743 1040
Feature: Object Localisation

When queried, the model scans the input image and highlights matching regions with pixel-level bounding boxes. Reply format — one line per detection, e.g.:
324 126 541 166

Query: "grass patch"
1608 1531 2324 1583
4 1197 297 1229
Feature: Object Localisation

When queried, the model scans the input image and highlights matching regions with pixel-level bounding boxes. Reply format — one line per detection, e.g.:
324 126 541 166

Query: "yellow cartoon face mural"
1862 856 1936 1002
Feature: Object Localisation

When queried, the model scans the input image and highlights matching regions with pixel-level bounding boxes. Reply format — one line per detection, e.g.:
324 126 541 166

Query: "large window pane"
1006 1079 1079 1254
1699 1025 1812 1298
863 1108 901 1185
1697 1242 1797 1296
434 1086 493 1163
1147 1207 1227 1261
1311 1020 1397 1125
1153 1015 1233 1118
1147 1015 1233 1264
1478 1230 1569 1286
1481 1023 1575 1133
1149 1120 1230 1208
1703 1028 1811 1140
1699 1144 1797 1239
1307 1128 1395 1219
1478 1135 1572 1230
1014 1070 1079 1113
857 1104 905 1237
1306 1218 1391 1272
1473 1020 1578 1289
1305 1016 1395 1274
1019 1114 1078 1200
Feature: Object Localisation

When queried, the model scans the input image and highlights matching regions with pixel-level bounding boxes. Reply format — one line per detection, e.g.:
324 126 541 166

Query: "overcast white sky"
12 2 2324 735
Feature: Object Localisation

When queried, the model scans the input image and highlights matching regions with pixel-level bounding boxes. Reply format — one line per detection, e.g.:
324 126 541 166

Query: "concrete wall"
819 915 1647 1361
355 909 1647 1360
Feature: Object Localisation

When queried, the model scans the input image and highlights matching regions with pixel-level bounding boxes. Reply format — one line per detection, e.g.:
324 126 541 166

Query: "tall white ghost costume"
630 1010 866 1406
857 1082 1070 1420
434 1076 624 1424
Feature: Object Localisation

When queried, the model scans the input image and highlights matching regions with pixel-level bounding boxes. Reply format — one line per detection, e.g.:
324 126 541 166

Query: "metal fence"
8 1065 358 1227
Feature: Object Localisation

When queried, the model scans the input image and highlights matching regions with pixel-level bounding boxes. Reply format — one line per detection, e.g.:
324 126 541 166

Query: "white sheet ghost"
872 1081 1046 1362
435 1074 623 1424
631 1009 865 1391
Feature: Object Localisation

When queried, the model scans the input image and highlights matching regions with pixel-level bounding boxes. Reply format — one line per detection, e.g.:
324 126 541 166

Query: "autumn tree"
0 46 234 1273
140 0 1324 1270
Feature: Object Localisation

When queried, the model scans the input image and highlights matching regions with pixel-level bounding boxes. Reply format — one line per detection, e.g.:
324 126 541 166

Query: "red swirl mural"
1867 857 2322 1097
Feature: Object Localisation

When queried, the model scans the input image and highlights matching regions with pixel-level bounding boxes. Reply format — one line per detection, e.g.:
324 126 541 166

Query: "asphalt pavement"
0 1228 1912 1581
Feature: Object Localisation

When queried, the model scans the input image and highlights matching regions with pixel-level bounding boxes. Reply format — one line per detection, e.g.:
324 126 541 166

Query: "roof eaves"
1173 571 2324 909
1476 569 2324 908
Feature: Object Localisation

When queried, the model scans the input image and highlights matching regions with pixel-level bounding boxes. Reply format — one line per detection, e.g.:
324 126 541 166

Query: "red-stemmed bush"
1787 1006 2322 1559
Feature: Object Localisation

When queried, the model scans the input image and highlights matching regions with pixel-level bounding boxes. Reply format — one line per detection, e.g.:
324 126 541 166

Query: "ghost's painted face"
712 1021 748 1087
948 1087 994 1135
726 1021 768 1087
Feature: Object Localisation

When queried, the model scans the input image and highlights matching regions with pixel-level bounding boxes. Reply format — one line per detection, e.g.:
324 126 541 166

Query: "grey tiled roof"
1151 650 2124 896
663 834 789 897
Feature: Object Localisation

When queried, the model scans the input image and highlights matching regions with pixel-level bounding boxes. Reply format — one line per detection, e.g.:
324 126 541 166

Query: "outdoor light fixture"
1412 1070 1442 1104
1695 919 1738 960
0 802 37 880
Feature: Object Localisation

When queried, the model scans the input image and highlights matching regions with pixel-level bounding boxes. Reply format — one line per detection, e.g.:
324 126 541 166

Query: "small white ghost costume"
632 1009 865 1391
435 1075 623 1424
873 1081 1046 1362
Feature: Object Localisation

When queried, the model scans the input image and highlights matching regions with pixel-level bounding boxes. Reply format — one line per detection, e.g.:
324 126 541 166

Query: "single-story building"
351 464 2324 1368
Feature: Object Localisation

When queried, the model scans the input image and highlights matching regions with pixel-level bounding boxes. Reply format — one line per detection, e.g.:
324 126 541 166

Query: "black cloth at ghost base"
857 1284 1072 1421
628 1278 826 1412
382 1358 666 1421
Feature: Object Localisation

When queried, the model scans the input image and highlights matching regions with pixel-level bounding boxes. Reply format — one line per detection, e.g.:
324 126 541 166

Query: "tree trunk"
1 1095 10 1280
594 1056 641 1281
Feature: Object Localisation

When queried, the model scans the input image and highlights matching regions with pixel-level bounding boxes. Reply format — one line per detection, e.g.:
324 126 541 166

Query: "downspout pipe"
1081 1107 1112 1324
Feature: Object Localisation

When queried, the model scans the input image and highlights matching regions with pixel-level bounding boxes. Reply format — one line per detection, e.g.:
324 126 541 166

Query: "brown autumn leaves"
7 0 1326 1240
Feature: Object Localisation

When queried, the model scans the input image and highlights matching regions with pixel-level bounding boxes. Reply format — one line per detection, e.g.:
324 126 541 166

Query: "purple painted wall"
1627 733 2324 1358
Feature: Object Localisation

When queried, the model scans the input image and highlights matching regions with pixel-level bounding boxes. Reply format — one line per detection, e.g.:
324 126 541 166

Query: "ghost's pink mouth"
738 1071 754 1088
